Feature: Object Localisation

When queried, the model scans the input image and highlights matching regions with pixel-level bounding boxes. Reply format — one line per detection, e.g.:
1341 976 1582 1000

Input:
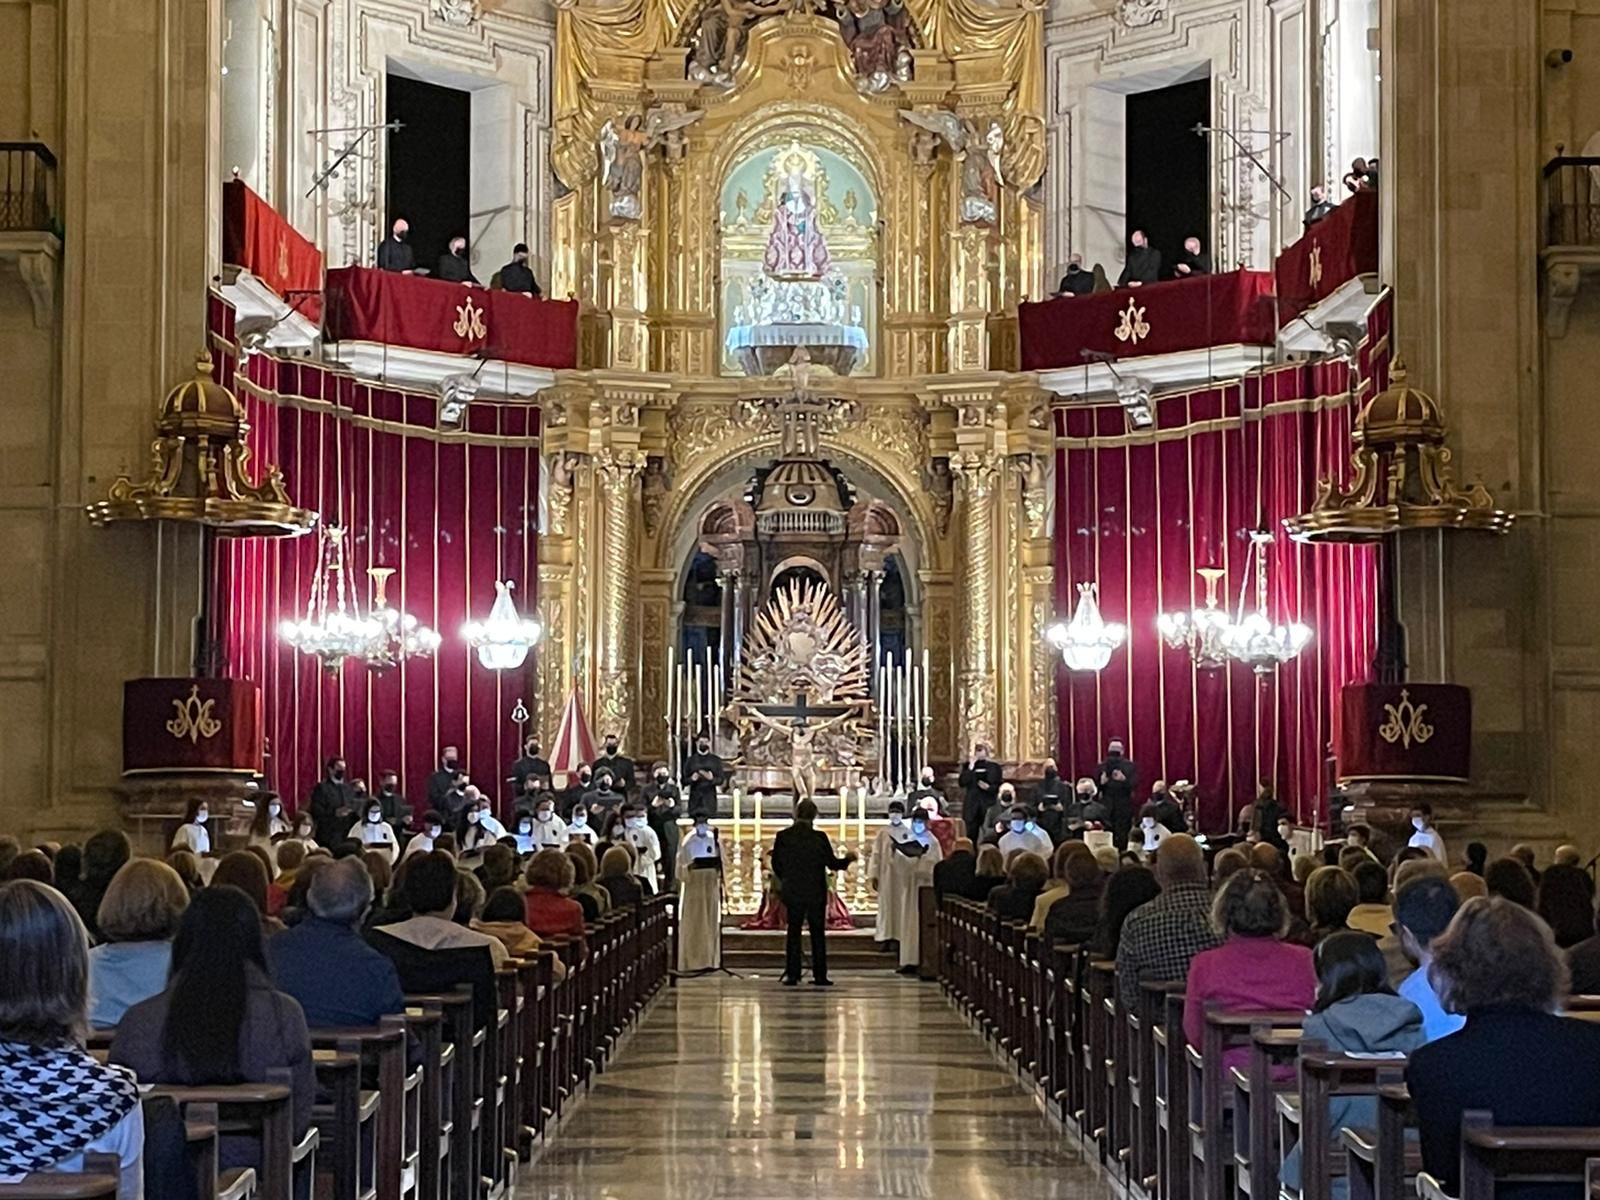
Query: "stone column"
866 569 885 673
950 451 1000 753
719 571 738 682
594 448 643 745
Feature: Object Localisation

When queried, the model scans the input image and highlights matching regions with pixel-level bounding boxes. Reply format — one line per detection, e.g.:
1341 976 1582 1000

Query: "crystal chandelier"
280 526 376 672
361 566 441 670
1046 582 1127 672
1222 530 1313 674
463 580 543 670
1157 566 1235 669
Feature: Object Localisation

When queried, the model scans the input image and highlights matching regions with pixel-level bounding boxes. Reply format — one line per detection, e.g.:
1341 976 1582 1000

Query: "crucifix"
747 690 856 801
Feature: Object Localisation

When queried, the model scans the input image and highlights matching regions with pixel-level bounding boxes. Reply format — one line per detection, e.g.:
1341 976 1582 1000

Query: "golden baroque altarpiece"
534 0 1060 771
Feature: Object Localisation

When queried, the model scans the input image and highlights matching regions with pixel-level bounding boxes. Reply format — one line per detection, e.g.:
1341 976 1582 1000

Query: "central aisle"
515 975 1102 1199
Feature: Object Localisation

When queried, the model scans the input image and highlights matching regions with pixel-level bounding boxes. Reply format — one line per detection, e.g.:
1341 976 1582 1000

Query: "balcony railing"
0 142 57 234
1544 156 1600 247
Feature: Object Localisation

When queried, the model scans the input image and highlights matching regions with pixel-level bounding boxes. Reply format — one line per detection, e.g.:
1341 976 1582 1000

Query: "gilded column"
951 450 1000 753
536 450 584 746
595 448 643 744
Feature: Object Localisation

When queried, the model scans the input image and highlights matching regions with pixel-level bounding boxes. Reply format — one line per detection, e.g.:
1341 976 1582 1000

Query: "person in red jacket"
523 849 588 956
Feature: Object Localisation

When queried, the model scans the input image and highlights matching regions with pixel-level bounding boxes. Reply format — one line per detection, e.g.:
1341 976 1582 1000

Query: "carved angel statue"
598 107 705 220
899 109 1005 223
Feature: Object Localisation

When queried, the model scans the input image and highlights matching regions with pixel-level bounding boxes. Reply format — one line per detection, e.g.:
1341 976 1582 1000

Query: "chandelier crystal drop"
1222 530 1313 674
1157 566 1235 669
463 580 543 670
1046 582 1127 672
279 526 378 672
361 566 441 670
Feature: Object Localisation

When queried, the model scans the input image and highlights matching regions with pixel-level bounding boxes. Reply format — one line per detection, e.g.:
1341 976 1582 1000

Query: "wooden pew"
1230 1027 1301 1200
310 1049 372 1200
0 1155 120 1199
1419 1115 1600 1200
186 1120 260 1200
308 1016 408 1199
1157 992 1190 1200
150 1067 316 1200
1286 1047 1410 1200
1187 1009 1306 1200
402 1005 449 1200
1342 1081 1414 1200
1135 982 1187 1197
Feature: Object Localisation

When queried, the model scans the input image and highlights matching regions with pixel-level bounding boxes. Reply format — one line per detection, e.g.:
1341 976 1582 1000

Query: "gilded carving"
1017 454 1048 539
1028 587 1055 759
669 403 743 468
596 449 644 744
1378 689 1435 750
537 593 567 744
640 455 672 536
843 403 925 475
1113 297 1150 345
167 686 223 744
950 450 999 751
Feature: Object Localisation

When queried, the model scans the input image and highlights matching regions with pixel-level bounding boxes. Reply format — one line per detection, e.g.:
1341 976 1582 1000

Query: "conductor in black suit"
770 798 858 987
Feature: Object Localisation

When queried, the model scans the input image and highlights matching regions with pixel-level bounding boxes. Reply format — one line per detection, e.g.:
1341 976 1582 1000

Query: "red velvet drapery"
209 299 542 816
1052 296 1392 832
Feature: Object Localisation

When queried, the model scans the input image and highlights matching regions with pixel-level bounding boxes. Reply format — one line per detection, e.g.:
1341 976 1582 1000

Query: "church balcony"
1541 156 1600 337
0 142 60 328
755 509 848 536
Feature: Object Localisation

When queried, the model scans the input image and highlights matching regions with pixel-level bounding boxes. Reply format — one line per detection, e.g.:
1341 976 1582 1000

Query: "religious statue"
744 707 858 801
763 155 832 279
835 0 914 93
688 0 757 84
599 108 706 220
898 109 1006 225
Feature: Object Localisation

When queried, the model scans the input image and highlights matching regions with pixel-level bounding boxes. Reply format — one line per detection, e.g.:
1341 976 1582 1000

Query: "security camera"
1546 48 1574 67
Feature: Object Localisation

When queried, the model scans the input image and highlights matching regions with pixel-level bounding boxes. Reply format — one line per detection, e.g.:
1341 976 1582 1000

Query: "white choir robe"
623 824 663 893
528 814 569 851
893 832 943 969
566 819 599 846
997 825 1053 861
871 821 918 943
171 821 210 855
348 817 400 862
676 829 723 972
400 831 437 859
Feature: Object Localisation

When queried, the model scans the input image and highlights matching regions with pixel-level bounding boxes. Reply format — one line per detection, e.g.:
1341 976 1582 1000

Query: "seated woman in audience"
170 797 214 856
369 851 508 967
290 810 319 848
1211 846 1250 886
1093 864 1160 958
475 843 520 894
247 794 291 850
6 850 53 883
0 880 144 1196
598 845 645 910
88 859 189 1028
110 886 315 1173
523 849 589 944
1408 897 1600 1198
1484 857 1537 909
268 839 308 914
473 887 566 980
564 842 612 920
1182 869 1316 1062
1029 841 1092 933
452 868 487 927
1280 932 1424 1193
1536 863 1596 950
966 844 1008 902
1449 871 1487 901
166 847 204 894
987 850 1049 922
211 850 285 936
1043 847 1109 944
1300 865 1360 946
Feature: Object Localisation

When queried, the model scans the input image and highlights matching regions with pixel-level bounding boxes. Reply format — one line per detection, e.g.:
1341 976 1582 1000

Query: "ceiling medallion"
1046 582 1127 673
1285 358 1515 542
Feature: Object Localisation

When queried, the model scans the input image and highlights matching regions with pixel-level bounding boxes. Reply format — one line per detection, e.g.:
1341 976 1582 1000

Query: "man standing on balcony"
1117 229 1161 287
376 218 414 273
437 235 479 284
495 243 543 297
1173 236 1212 277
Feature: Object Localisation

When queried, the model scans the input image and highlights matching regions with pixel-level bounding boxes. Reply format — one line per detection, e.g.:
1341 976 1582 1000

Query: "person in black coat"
495 243 542 296
1173 236 1212 277
594 735 636 796
770 799 858 985
1055 254 1094 296
426 746 461 813
436 237 479 284
1117 230 1161 287
1147 780 1188 834
376 219 414 272
1407 897 1600 1200
308 755 355 847
959 744 1003 840
509 736 551 795
684 736 726 817
1095 739 1137 850
933 838 976 901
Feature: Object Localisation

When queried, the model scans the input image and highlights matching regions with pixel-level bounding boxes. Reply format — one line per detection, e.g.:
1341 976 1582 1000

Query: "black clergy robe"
427 768 457 814
959 758 1003 840
376 237 413 272
510 754 552 794
308 778 355 847
1117 246 1162 287
684 752 725 818
1095 753 1137 848
595 752 636 795
1175 250 1212 276
436 251 479 284
498 261 541 296
1056 266 1094 296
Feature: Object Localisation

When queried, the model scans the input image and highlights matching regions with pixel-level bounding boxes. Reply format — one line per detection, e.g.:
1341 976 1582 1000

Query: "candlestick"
857 778 866 844
753 788 763 849
666 646 676 778
732 786 743 845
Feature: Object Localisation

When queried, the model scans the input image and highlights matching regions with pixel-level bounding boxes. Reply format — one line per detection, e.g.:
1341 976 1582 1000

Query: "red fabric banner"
222 180 324 323
1336 684 1471 783
1018 269 1277 371
326 266 579 370
123 678 264 775
208 302 543 817
1051 294 1393 832
1275 189 1379 320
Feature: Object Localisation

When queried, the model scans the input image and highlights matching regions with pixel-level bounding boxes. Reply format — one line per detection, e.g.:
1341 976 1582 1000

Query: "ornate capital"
950 449 1001 499
594 446 644 492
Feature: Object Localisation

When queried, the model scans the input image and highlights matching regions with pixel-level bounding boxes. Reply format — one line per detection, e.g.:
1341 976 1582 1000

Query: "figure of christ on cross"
745 691 859 802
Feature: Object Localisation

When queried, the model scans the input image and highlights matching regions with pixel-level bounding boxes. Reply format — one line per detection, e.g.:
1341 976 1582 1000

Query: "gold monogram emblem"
453 296 488 340
167 684 223 744
786 46 816 91
1308 242 1324 288
1113 298 1150 345
276 235 291 281
1378 688 1434 750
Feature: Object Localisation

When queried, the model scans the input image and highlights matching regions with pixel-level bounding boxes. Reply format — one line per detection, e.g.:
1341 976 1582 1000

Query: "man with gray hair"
1114 834 1221 1009
268 856 406 1027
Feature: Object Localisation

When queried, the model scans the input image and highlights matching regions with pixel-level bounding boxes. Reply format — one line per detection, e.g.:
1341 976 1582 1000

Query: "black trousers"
785 899 829 981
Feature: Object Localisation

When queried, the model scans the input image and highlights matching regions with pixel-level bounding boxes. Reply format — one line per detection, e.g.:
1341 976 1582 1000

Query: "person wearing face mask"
583 769 623 827
374 770 411 835
1147 779 1188 834
248 793 292 848
890 807 943 975
1252 784 1289 853
509 736 552 795
348 800 400 863
401 811 447 859
907 767 944 816
684 734 726 818
641 763 682 886
617 803 663 893
1131 802 1171 856
595 734 636 796
561 765 592 821
527 797 567 851
171 797 214 855
308 756 356 848
290 811 319 849
427 746 462 813
981 781 1023 845
676 812 724 973
998 806 1053 860
959 742 1003 842
459 795 506 854
1406 802 1446 863
870 801 917 953
1095 738 1138 851
564 804 598 847
1036 758 1071 807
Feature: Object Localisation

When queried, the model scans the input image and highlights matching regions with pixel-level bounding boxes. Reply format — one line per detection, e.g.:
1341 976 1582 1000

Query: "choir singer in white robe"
890 808 942 974
870 801 917 950
676 814 723 972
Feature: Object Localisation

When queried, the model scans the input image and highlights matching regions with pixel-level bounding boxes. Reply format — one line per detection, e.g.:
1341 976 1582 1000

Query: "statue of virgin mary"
762 158 831 280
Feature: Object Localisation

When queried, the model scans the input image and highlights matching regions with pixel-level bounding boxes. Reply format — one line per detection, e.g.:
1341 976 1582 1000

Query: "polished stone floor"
514 973 1104 1200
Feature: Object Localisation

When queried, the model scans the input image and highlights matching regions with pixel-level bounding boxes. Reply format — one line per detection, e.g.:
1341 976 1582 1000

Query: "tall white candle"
666 646 676 778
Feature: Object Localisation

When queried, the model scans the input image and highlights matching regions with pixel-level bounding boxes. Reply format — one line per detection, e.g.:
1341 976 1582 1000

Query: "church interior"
3 0 1600 1194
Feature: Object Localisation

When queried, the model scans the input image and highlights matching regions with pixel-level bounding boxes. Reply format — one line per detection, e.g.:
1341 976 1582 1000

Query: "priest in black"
959 744 1003 842
308 756 355 847
1173 236 1212 277
1117 230 1162 287
436 236 479 284
375 769 411 834
1055 254 1094 296
771 798 858 985
1147 779 1188 834
509 737 551 795
907 766 945 815
684 735 726 818
495 243 542 296
595 735 636 796
376 218 414 273
561 765 593 821
581 769 623 825
1303 185 1335 228
426 746 462 813
1036 761 1072 843
1095 738 1138 850
641 763 682 884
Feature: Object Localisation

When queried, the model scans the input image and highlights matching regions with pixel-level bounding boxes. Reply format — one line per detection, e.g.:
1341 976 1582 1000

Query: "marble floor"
514 973 1106 1200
